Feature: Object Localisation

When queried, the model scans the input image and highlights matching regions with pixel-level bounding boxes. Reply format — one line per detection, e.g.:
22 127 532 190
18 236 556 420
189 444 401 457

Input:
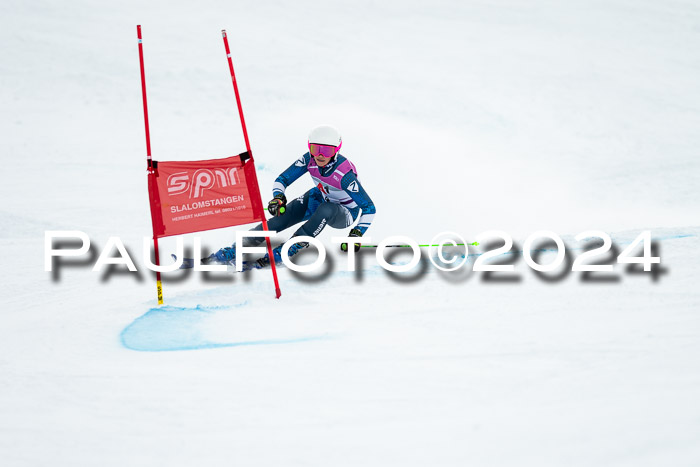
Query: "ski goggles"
309 143 339 158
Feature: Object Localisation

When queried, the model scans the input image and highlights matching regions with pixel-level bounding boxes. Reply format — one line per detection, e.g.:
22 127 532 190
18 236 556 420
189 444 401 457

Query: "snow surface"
1 0 700 465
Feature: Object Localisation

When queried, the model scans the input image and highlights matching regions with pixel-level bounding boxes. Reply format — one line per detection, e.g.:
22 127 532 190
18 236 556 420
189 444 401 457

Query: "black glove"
267 193 287 217
341 228 363 253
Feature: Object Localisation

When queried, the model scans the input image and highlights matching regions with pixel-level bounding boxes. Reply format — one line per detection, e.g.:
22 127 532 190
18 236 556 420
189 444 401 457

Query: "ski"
175 255 196 269
171 254 263 272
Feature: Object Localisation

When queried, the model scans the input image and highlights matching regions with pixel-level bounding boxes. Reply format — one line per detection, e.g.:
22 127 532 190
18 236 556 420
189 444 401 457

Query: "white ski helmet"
308 124 342 150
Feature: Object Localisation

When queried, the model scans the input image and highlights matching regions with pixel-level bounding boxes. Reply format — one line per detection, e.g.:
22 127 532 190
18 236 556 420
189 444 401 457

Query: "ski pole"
359 242 479 248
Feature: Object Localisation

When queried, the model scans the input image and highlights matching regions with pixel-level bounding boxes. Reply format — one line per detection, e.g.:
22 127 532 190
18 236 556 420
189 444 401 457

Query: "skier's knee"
314 202 336 218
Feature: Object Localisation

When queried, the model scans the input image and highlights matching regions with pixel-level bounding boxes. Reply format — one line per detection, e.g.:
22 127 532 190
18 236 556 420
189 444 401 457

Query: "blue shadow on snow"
121 304 325 352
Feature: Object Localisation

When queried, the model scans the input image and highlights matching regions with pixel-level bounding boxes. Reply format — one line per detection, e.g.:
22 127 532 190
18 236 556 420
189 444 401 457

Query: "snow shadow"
120 304 325 352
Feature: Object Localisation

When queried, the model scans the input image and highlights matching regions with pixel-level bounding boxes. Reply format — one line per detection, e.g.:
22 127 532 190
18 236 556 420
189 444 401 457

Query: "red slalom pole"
222 30 282 299
137 25 164 305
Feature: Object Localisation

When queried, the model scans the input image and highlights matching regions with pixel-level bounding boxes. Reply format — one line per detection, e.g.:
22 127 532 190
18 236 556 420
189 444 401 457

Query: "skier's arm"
340 172 376 235
272 153 311 196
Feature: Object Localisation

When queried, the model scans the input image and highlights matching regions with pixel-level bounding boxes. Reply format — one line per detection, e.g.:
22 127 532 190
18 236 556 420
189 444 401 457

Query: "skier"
208 124 376 269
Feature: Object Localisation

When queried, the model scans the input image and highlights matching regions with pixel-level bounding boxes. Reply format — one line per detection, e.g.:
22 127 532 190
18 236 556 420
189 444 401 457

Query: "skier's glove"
268 194 287 217
341 228 363 253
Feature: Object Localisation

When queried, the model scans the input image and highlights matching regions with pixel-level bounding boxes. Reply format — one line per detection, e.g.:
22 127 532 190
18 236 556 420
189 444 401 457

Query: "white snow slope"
1 0 699 466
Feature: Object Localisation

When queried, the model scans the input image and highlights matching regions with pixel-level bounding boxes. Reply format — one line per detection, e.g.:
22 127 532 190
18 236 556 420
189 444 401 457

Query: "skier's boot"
205 244 237 265
254 241 309 269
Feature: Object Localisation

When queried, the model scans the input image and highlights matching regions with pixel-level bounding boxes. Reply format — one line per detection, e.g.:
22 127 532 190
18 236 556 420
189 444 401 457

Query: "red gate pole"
137 25 164 305
221 30 282 299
